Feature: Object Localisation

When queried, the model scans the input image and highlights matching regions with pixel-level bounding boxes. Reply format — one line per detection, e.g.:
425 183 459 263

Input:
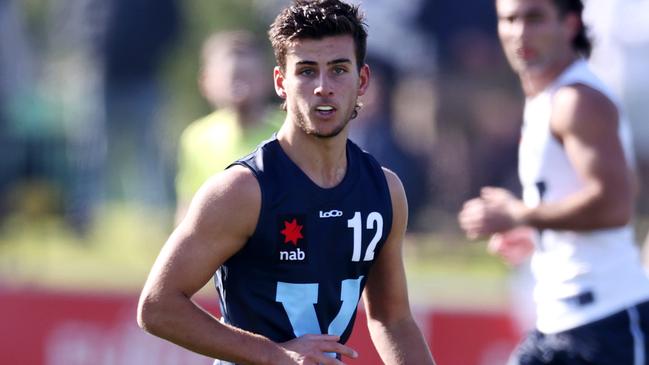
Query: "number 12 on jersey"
347 211 383 262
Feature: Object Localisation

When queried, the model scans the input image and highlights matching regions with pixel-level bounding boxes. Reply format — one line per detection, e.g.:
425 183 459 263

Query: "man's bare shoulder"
551 83 619 137
182 165 261 235
200 165 260 200
381 167 405 198
381 167 407 225
553 83 617 111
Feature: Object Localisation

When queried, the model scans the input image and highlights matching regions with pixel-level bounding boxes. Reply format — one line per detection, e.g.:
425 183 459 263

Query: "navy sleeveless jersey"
215 136 393 347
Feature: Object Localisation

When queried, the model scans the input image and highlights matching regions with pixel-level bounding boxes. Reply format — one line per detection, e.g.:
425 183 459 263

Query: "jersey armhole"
228 160 265 246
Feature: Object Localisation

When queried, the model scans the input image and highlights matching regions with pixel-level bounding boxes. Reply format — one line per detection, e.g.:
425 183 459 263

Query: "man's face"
274 35 369 139
202 50 267 109
496 0 576 75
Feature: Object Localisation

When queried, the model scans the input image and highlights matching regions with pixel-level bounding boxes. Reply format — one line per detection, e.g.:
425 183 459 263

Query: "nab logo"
319 209 343 218
278 215 307 262
280 248 305 261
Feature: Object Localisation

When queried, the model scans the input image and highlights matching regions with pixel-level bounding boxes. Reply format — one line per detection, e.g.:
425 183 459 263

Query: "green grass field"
0 203 169 292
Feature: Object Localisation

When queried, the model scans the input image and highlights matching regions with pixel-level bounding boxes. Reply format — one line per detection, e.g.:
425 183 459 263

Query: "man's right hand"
279 334 358 365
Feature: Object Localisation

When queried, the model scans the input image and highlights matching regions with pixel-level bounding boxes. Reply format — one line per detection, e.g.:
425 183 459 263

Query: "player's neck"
520 54 578 97
276 125 348 189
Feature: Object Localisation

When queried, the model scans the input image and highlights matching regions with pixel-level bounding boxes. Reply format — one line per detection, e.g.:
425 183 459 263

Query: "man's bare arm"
138 165 356 365
521 84 634 230
362 168 436 365
138 166 287 364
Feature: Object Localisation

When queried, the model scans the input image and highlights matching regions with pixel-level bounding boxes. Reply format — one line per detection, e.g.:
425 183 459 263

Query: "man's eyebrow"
296 60 318 66
328 58 352 65
499 6 545 20
294 58 352 66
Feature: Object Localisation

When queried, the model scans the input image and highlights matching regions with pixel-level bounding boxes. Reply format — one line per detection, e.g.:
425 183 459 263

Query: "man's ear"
563 13 581 45
357 64 371 97
274 66 287 99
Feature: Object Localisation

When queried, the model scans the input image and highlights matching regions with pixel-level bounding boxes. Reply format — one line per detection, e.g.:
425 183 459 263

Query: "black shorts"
509 300 649 365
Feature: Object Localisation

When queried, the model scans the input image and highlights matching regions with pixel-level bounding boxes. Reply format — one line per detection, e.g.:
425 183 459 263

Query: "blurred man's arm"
521 84 634 230
362 168 436 365
459 85 633 237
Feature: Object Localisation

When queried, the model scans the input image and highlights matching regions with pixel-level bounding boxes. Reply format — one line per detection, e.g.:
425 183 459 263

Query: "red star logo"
280 218 303 246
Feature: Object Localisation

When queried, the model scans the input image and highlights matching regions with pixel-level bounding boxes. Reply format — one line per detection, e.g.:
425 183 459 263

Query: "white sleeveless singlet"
519 59 649 334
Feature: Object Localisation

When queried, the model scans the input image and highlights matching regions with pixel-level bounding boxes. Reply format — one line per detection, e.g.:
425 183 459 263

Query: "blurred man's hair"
268 0 368 72
552 0 591 57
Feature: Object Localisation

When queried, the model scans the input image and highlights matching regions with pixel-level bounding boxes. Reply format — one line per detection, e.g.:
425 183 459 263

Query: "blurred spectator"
0 0 107 234
103 0 180 208
175 30 281 222
432 31 521 218
351 0 436 74
417 0 497 69
467 88 522 198
44 0 109 233
348 54 432 231
0 0 39 220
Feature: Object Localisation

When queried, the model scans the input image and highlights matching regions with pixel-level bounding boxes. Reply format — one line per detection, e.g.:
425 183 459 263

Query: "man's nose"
314 75 334 96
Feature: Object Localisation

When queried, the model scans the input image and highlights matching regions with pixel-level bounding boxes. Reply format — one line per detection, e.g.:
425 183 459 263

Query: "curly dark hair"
268 0 368 72
552 0 591 58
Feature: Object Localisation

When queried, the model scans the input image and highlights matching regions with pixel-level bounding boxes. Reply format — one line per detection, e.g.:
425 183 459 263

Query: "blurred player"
175 30 281 222
459 0 649 364
138 0 436 364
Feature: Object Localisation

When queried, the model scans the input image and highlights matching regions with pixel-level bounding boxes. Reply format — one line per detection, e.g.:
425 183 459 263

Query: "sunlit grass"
0 203 514 308
404 233 510 310
0 202 172 292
